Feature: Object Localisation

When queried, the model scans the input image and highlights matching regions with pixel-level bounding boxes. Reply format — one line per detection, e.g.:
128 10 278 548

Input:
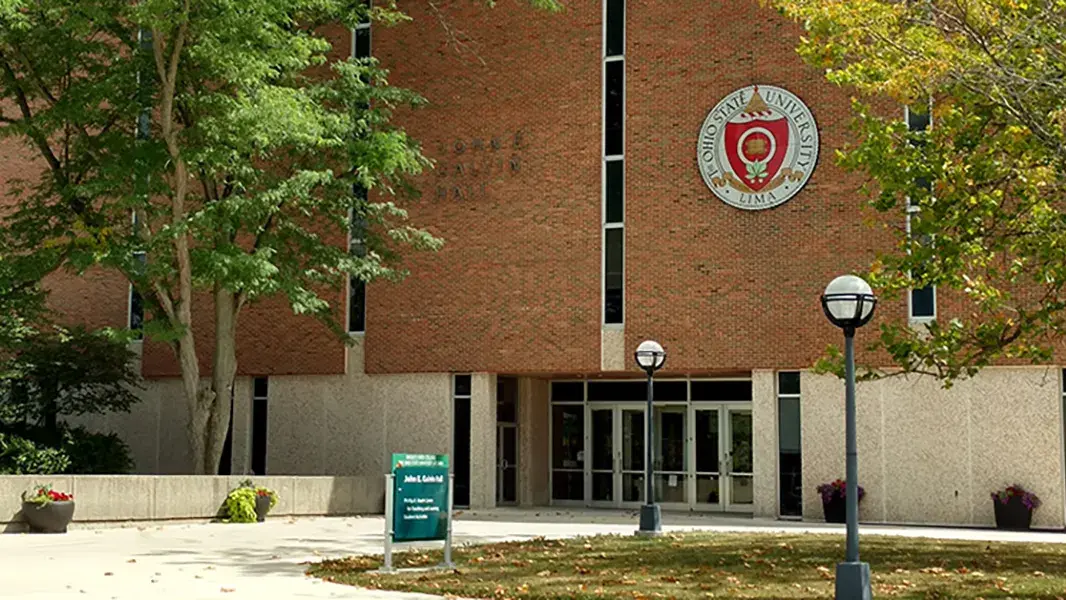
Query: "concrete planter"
21 500 75 533
254 494 271 522
993 496 1033 530
822 496 846 523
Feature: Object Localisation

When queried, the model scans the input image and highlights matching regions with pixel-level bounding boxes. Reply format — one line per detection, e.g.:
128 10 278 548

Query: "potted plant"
224 479 278 523
21 484 75 533
816 479 865 523
991 485 1041 530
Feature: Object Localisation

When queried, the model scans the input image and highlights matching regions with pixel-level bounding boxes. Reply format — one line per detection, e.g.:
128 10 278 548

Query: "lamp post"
634 340 666 536
820 275 877 600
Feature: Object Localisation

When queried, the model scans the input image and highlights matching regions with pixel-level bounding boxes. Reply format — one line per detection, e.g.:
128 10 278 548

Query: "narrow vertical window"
349 2 371 333
777 372 802 518
906 103 936 320
251 377 269 475
129 251 146 336
348 186 367 334
353 1 371 61
605 0 624 57
604 228 624 324
602 0 625 326
605 160 623 224
452 375 472 507
604 61 625 157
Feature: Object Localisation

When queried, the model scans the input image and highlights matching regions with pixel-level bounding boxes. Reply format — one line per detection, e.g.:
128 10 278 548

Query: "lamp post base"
835 561 872 600
635 504 661 536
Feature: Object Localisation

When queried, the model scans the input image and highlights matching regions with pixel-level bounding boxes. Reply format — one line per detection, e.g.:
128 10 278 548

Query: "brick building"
7 0 1066 527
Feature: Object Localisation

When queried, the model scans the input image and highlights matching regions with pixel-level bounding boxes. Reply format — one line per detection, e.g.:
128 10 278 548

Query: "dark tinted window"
497 377 517 422
588 381 644 401
129 287 143 332
911 286 935 318
252 394 268 475
604 228 623 323
551 381 584 402
655 381 687 401
907 106 930 132
454 374 472 397
778 372 800 395
604 61 624 156
606 0 624 57
453 396 471 506
606 159 623 223
253 376 269 398
348 278 365 333
778 395 802 517
691 380 752 401
354 27 371 59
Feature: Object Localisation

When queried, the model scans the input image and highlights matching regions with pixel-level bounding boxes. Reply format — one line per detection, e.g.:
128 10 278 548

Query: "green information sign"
390 453 450 543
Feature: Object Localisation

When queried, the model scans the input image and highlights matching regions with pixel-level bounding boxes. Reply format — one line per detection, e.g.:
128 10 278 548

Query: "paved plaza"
3 509 1066 599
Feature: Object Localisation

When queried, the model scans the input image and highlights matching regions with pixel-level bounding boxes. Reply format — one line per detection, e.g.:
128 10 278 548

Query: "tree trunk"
177 322 208 474
204 288 238 474
178 289 239 474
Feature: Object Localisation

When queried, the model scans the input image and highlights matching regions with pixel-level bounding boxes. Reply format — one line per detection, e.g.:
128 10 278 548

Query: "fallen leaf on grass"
536 570 551 577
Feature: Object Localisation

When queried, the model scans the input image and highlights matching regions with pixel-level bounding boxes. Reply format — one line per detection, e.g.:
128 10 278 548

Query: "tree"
0 326 141 437
769 0 1066 383
0 0 561 473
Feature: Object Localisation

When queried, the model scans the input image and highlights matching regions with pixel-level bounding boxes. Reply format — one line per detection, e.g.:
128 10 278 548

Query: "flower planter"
822 497 847 524
993 495 1033 530
254 494 271 522
21 500 75 533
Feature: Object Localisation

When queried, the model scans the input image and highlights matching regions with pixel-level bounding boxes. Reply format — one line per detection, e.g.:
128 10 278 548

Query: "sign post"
382 453 453 572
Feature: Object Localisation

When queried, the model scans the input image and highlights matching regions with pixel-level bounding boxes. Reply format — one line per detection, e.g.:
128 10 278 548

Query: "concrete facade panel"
518 377 551 506
802 369 1065 529
751 370 776 518
601 328 627 372
468 374 498 509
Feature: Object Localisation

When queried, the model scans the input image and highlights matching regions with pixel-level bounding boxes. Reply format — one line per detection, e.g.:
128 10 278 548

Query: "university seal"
697 85 819 210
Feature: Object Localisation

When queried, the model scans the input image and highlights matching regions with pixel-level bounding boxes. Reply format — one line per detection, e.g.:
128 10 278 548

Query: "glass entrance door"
589 405 645 507
724 408 754 511
496 423 517 505
692 404 753 512
653 405 687 505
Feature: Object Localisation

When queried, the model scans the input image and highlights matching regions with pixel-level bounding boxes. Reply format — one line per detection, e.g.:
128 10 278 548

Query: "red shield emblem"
724 117 790 192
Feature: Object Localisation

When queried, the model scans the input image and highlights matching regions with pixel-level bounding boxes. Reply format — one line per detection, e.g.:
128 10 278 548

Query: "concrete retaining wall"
1 475 384 532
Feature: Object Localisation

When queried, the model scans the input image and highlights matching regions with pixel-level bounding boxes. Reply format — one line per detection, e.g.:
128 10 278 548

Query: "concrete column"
469 373 497 509
518 377 550 506
229 377 254 475
752 370 777 518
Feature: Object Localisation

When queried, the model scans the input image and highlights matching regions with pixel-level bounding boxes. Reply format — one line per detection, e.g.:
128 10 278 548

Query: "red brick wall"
364 0 901 375
364 0 603 374
0 2 933 378
621 0 900 374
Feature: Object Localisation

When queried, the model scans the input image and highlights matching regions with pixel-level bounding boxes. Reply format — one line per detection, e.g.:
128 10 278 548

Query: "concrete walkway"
2 509 1066 599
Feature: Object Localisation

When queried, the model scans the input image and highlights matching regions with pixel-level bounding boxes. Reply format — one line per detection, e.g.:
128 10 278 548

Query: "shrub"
0 326 141 436
22 484 73 505
992 485 1041 510
0 425 133 475
816 479 866 503
223 479 278 523
61 426 133 474
0 432 70 474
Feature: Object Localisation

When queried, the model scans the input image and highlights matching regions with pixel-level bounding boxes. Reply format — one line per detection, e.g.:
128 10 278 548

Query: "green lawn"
307 532 1066 599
